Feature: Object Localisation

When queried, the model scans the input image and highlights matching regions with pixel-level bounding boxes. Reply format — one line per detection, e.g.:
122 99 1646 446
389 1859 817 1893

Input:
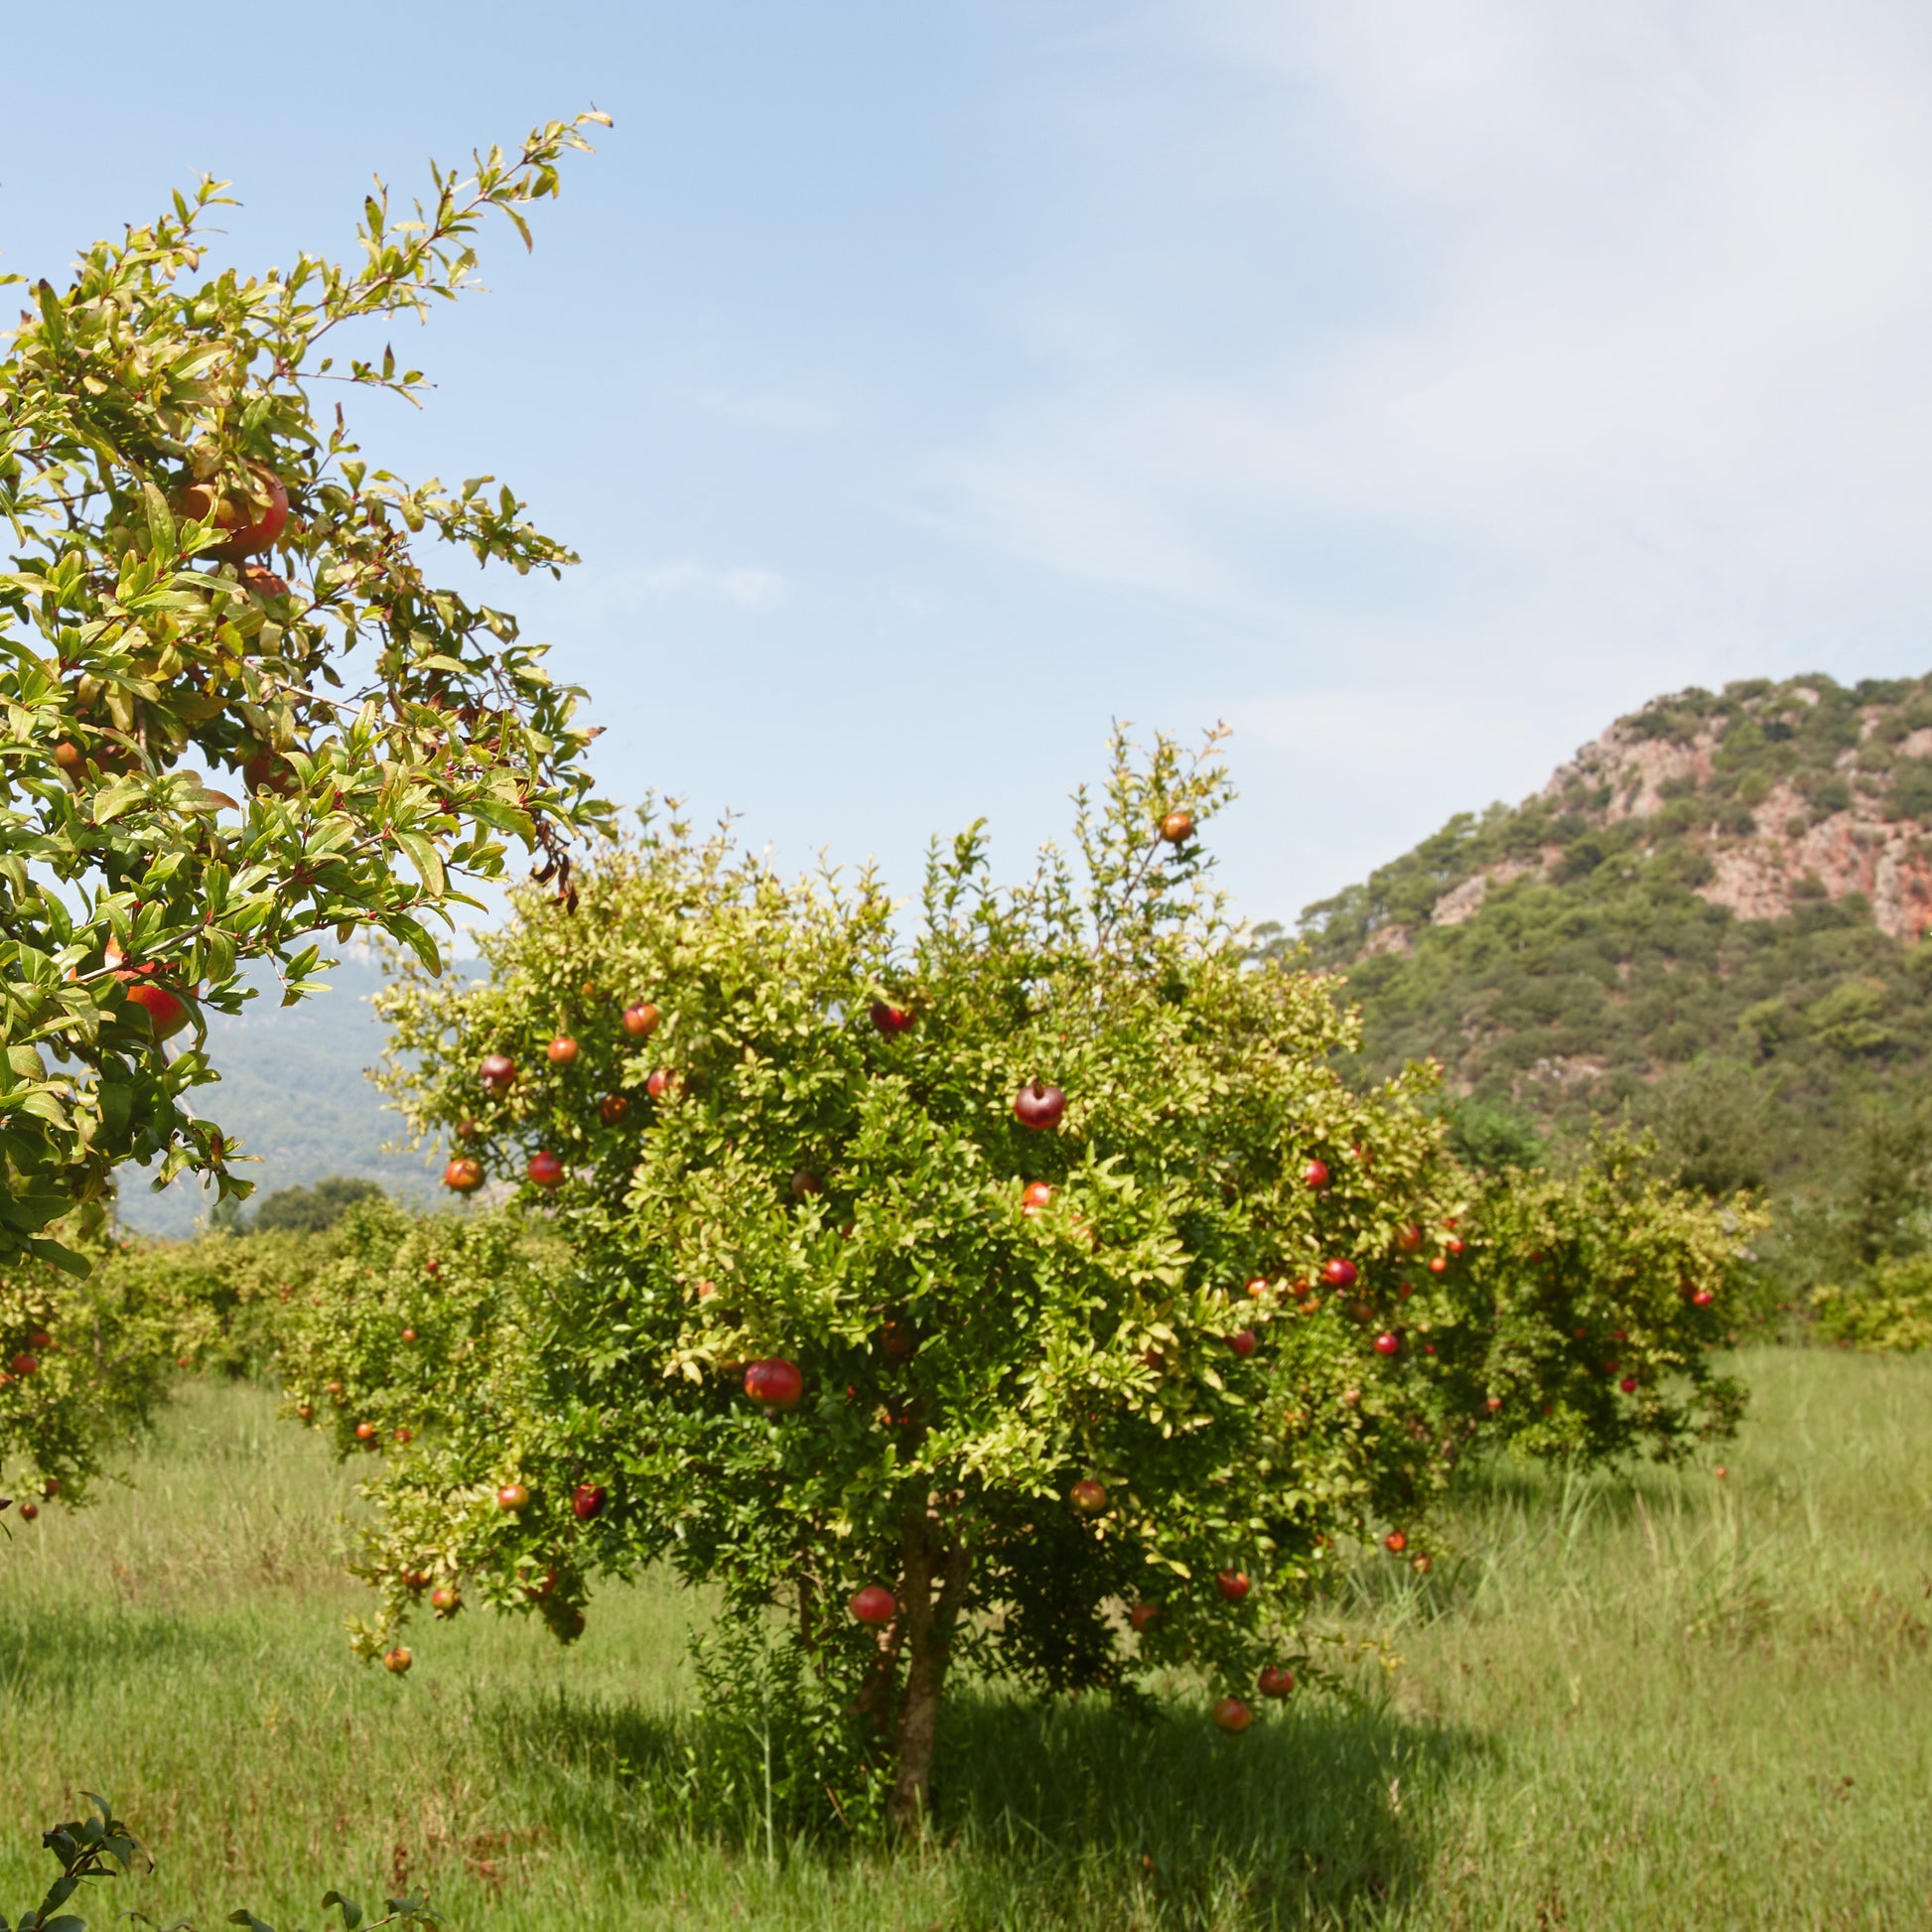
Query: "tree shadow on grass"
478 1677 1483 1930
933 1688 1476 1928
0 1603 247 1707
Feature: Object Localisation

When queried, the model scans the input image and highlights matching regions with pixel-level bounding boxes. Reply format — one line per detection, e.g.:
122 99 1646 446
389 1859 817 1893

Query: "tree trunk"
887 1509 970 1834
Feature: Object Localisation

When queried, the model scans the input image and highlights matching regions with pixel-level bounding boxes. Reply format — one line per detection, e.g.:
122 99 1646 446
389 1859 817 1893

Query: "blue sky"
8 0 1932 938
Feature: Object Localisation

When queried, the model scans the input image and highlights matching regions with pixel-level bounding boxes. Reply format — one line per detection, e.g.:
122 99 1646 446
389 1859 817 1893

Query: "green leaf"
141 480 179 559
23 1237 90 1277
395 833 446 897
90 777 146 826
383 913 443 975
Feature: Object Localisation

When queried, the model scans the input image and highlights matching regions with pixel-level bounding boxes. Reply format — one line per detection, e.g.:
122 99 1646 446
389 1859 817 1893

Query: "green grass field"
4 1348 1929 1930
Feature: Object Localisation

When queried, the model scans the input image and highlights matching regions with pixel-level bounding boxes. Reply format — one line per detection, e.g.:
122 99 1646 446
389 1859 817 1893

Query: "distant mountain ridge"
118 955 455 1238
1274 672 1932 1186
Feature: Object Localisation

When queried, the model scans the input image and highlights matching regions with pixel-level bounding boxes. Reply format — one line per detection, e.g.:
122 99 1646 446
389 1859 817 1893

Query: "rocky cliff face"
1278 673 1932 1182
1537 686 1932 941
1323 673 1932 956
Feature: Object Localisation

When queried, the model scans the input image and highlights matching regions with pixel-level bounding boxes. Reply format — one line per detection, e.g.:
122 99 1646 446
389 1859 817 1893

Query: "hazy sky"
7 0 1932 936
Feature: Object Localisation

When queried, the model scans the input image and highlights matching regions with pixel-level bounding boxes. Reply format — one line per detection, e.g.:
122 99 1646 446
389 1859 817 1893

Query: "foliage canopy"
268 735 1749 1831
0 113 613 1266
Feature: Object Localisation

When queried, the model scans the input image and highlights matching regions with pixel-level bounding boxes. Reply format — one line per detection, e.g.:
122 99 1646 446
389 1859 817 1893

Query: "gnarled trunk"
887 1507 970 1833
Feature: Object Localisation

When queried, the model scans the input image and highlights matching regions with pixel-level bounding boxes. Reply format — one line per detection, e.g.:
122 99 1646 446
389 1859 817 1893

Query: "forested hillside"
118 953 450 1238
1264 673 1932 1280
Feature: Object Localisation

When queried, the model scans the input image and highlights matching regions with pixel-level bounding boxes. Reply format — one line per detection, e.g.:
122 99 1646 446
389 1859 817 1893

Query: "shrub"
1810 1256 1932 1353
1429 1138 1755 1464
303 733 1485 1829
0 1212 177 1506
274 734 1753 1835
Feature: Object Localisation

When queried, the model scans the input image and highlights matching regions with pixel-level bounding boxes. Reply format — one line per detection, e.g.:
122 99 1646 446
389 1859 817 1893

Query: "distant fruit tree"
0 112 613 1269
291 733 1510 1829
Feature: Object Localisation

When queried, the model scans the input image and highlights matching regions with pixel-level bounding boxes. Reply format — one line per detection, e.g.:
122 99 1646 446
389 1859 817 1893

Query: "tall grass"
3 1348 1928 1929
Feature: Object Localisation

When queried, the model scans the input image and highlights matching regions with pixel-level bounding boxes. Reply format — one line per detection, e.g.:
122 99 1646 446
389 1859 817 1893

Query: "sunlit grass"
3 1348 1928 1929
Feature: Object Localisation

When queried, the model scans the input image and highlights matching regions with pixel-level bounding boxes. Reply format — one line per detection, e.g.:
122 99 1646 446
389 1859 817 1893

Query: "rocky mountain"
1270 672 1932 1203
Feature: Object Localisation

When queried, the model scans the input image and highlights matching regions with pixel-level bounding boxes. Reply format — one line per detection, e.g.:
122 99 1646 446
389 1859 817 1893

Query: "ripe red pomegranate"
621 1001 661 1037
1373 1332 1400 1357
870 1002 915 1035
19 1501 40 1522
354 1421 377 1443
496 1483 530 1510
851 1585 897 1625
1244 1276 1269 1299
1130 1603 1162 1633
1321 1258 1357 1289
105 939 192 1039
1228 1329 1257 1357
479 1052 517 1092
241 749 298 796
1069 1479 1108 1514
1445 1237 1465 1256
527 1152 564 1188
1303 1159 1329 1188
572 1483 607 1521
1619 1376 1638 1394
744 1359 804 1409
645 1067 676 1100
1385 1531 1407 1554
1692 1288 1715 1308
431 1587 461 1616
1257 1666 1296 1699
599 1093 630 1125
790 1171 824 1199
1211 1696 1252 1733
1215 1570 1250 1602
1397 1224 1423 1251
393 1427 413 1445
120 973 190 1035
1014 1080 1066 1130
443 1158 483 1193
9 1353 39 1378
546 1035 579 1065
1160 810 1195 844
1428 1257 1449 1275
384 1646 412 1675
177 463 290 560
1021 1180 1055 1215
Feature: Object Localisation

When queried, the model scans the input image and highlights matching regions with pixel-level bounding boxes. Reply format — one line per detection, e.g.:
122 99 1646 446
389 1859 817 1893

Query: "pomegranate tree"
0 111 613 1266
320 733 1471 1829
295 733 1751 1834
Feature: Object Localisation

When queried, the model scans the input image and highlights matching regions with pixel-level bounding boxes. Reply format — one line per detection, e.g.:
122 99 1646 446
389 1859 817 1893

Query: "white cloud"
575 558 791 614
937 0 1932 691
